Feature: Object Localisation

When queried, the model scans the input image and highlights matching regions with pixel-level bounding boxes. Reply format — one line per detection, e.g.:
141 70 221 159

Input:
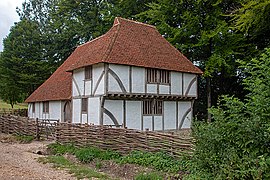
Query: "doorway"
64 101 72 123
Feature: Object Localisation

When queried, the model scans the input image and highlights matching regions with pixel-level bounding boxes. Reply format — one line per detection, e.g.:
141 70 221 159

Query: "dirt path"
0 135 76 180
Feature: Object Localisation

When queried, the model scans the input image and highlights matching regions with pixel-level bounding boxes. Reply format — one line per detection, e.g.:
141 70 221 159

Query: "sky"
0 0 25 51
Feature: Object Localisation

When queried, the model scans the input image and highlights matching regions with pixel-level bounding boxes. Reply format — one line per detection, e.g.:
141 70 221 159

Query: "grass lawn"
0 99 27 109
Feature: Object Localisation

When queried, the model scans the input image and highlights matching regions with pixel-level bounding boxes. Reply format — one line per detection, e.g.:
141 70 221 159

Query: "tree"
232 0 270 50
187 48 270 179
0 19 50 107
137 0 253 120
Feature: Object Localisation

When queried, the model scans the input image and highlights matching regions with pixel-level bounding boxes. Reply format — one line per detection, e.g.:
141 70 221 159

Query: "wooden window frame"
85 66 92 80
159 69 170 84
81 98 88 114
43 101 49 113
146 68 170 84
143 100 163 115
32 102 35 113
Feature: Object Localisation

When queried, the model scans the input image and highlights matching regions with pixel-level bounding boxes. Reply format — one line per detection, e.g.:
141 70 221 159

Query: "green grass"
0 99 27 109
15 134 35 143
48 143 189 174
39 155 109 179
135 172 163 180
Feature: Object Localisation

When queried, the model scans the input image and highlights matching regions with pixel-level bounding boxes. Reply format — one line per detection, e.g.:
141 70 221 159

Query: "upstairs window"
81 98 88 114
159 69 170 84
43 101 49 113
143 100 163 115
146 68 170 84
32 102 35 113
85 66 92 80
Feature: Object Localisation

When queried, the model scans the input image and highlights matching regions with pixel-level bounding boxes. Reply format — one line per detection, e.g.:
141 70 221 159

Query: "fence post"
170 131 174 156
145 128 149 151
36 118 40 140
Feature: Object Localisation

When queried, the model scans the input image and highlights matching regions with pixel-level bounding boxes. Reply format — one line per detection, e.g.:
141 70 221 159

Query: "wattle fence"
0 115 194 157
0 108 28 117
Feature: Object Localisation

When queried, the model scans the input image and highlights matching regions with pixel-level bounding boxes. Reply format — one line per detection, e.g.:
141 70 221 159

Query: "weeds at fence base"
47 143 190 179
38 156 109 179
15 134 34 143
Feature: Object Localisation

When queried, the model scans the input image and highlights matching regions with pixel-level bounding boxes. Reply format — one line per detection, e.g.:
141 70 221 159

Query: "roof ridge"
77 34 106 48
115 17 156 29
101 23 121 62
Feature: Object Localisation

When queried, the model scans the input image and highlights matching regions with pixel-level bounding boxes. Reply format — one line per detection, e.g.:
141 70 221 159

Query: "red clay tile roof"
25 58 72 103
67 17 203 74
26 17 202 102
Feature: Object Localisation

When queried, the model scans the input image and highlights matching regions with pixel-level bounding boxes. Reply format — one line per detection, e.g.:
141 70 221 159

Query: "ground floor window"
32 102 35 113
43 101 49 113
143 100 163 115
81 98 88 114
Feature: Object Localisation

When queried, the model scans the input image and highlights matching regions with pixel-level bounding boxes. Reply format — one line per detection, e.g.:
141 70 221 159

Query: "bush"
119 151 188 173
186 48 270 179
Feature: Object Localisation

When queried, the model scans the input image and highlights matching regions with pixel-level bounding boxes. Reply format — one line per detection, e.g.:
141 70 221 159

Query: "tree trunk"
207 77 211 122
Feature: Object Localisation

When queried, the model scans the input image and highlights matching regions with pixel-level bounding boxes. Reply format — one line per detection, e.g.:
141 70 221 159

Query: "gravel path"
0 138 76 180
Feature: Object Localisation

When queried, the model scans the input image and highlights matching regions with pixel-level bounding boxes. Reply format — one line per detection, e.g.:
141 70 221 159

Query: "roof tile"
26 17 202 103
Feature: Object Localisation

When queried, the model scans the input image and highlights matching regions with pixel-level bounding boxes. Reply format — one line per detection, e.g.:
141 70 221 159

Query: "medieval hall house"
26 17 202 131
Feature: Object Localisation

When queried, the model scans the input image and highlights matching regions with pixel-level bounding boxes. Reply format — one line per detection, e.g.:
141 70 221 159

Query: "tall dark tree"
232 0 270 50
137 0 255 120
0 19 50 107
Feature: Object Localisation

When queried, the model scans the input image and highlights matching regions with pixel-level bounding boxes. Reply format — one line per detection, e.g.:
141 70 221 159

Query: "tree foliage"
0 19 50 107
232 0 270 50
188 48 270 179
136 0 254 119
1 0 270 114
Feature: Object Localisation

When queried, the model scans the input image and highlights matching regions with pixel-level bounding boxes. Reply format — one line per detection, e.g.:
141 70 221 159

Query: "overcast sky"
0 0 25 51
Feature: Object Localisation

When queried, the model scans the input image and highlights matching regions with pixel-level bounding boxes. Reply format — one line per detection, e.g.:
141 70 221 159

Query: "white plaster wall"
36 102 41 119
88 97 100 125
164 101 177 130
159 85 170 94
28 103 33 118
41 103 49 119
49 101 61 120
85 81 91 96
72 99 81 123
28 103 36 119
108 73 121 92
126 101 141 130
132 67 145 93
178 101 192 129
92 63 105 95
82 114 88 124
104 100 123 126
147 84 157 94
154 116 162 131
60 101 66 122
171 72 182 95
72 68 84 96
143 116 152 131
108 64 129 93
183 73 197 97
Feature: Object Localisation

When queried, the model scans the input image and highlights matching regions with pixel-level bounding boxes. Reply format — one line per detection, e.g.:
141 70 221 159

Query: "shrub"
186 48 270 179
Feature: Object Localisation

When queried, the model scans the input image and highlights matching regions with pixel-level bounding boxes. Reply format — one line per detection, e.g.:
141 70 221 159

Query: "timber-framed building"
26 17 202 131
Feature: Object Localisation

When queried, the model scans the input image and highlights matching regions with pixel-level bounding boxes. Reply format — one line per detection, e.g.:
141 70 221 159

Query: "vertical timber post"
36 118 40 140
